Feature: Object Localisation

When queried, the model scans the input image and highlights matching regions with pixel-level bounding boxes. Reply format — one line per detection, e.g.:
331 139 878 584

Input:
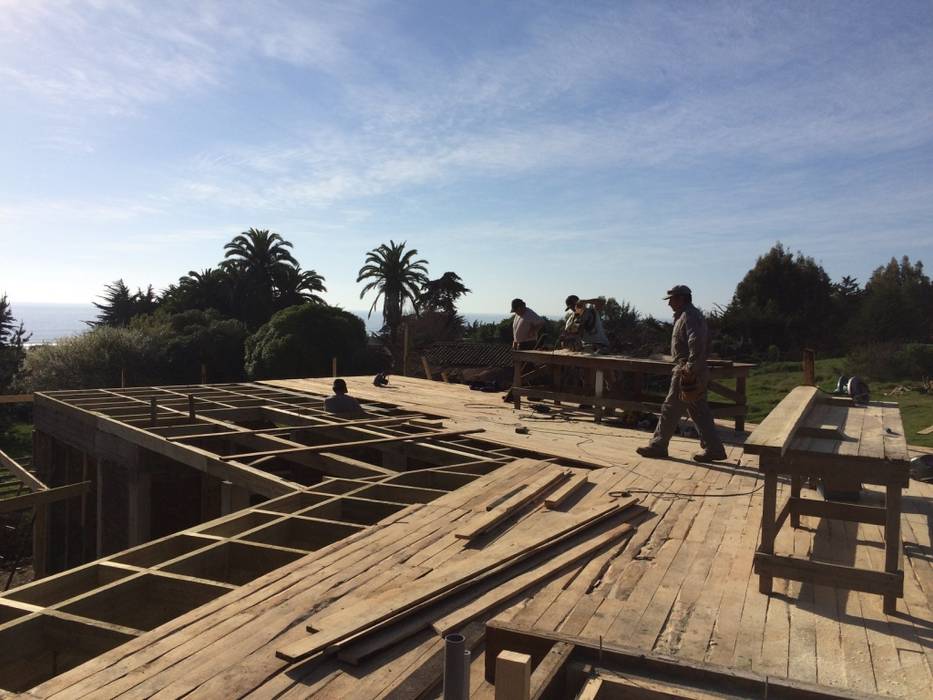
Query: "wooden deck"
13 377 933 698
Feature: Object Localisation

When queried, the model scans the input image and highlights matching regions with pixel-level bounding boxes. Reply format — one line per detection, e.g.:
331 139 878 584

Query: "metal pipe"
443 633 468 700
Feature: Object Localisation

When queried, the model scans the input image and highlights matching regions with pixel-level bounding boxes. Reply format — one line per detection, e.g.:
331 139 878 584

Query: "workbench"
510 349 754 430
743 386 910 613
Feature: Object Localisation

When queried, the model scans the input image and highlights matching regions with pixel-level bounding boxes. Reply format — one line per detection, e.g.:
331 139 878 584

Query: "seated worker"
323 378 364 415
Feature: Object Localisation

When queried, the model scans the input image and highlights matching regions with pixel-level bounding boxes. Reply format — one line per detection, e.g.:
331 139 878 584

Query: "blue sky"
2 0 932 319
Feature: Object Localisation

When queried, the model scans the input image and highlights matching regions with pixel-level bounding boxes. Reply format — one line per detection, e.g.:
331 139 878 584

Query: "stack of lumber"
28 459 642 699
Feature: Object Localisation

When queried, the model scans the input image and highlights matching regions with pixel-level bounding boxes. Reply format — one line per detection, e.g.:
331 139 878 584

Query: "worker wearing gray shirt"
636 285 727 463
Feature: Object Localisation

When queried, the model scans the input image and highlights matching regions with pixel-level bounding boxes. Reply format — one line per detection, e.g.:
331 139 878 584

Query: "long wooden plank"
743 386 819 456
0 393 32 404
433 518 637 636
0 448 47 492
276 503 624 662
0 481 91 514
455 469 572 540
166 415 427 441
219 428 485 461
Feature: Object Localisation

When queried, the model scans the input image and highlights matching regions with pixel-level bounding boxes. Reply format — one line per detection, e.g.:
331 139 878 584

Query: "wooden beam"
0 393 32 404
0 448 47 492
544 473 588 509
219 428 485 462
0 481 91 514
495 650 531 700
166 415 425 442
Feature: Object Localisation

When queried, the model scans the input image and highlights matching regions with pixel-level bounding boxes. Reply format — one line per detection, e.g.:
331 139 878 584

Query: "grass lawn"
735 358 933 448
0 421 32 460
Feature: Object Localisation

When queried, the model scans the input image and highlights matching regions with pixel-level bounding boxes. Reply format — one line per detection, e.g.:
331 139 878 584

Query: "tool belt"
677 365 706 403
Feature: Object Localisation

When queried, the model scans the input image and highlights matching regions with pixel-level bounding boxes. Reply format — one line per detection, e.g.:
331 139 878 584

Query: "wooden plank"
573 676 602 700
166 415 426 442
432 519 637 636
495 651 531 700
753 552 903 596
0 481 91 514
544 474 588 509
276 503 624 662
0 393 32 404
743 386 819 457
918 424 933 436
456 469 572 540
792 497 886 526
219 428 485 461
529 641 574 699
0 448 47 492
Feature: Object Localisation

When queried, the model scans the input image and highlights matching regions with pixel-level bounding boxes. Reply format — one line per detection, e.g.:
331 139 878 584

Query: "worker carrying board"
561 295 609 353
636 285 727 463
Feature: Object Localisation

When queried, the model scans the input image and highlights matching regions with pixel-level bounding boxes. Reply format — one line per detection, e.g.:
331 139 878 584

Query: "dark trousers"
649 373 724 452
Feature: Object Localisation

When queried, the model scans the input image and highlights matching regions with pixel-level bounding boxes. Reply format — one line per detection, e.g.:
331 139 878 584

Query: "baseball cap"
564 295 579 310
663 285 692 300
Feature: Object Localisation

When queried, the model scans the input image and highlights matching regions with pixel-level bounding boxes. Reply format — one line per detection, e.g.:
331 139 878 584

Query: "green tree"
852 256 933 343
244 304 367 380
357 240 429 346
221 228 327 328
719 243 837 357
419 272 470 315
91 279 158 327
161 268 234 316
0 293 29 395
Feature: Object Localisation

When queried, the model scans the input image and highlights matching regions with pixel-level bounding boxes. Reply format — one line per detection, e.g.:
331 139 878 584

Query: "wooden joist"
0 448 47 492
0 481 91 514
0 393 32 404
166 414 426 442
219 428 485 462
743 385 819 457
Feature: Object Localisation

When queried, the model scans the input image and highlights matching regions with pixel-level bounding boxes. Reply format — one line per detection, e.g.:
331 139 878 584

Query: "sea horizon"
8 301 541 345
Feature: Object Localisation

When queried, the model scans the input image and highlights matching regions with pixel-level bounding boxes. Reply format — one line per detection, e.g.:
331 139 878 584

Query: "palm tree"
357 240 429 345
275 266 327 308
221 228 303 328
162 268 233 315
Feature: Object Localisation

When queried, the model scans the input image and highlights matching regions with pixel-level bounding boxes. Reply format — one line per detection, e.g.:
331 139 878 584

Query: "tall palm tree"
357 240 429 345
163 268 233 315
221 228 303 328
275 266 327 308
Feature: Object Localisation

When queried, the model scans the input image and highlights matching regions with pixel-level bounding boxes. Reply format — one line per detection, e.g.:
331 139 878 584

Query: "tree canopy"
357 240 429 345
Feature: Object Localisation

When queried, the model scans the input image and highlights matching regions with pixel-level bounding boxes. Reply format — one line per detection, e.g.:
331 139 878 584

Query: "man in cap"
510 298 544 350
636 285 727 462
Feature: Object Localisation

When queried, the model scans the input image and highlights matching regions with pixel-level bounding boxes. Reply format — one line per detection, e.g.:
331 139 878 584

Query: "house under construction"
0 375 929 698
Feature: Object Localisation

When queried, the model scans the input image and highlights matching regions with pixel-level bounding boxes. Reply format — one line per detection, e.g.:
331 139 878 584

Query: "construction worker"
510 298 544 350
561 295 608 351
323 378 364 415
636 285 727 463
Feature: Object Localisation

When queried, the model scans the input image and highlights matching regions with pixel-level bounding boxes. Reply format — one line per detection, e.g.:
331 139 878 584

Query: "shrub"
244 305 367 380
846 343 933 381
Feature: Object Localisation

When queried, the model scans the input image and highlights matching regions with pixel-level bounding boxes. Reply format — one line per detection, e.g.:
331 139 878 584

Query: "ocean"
9 302 509 345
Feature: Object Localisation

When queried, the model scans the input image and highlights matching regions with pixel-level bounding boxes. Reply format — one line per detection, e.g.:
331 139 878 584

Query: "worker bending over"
510 298 544 350
562 295 608 352
636 285 726 463
323 378 365 415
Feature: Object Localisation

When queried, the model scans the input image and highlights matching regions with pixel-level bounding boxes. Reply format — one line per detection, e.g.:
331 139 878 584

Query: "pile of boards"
27 459 643 699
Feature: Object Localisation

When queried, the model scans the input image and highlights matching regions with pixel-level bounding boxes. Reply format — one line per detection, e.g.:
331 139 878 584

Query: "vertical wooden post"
494 650 531 700
149 398 157 427
200 363 208 384
127 450 151 548
593 370 605 423
402 323 409 377
332 357 338 378
735 375 747 433
790 474 801 528
120 367 126 388
421 356 433 380
96 458 104 558
512 358 523 410
883 482 902 614
758 466 778 595
32 504 49 579
802 348 816 386
188 394 196 421
552 365 562 406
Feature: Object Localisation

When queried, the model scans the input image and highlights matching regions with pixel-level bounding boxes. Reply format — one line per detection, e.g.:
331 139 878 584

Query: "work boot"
636 445 669 459
693 448 728 463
